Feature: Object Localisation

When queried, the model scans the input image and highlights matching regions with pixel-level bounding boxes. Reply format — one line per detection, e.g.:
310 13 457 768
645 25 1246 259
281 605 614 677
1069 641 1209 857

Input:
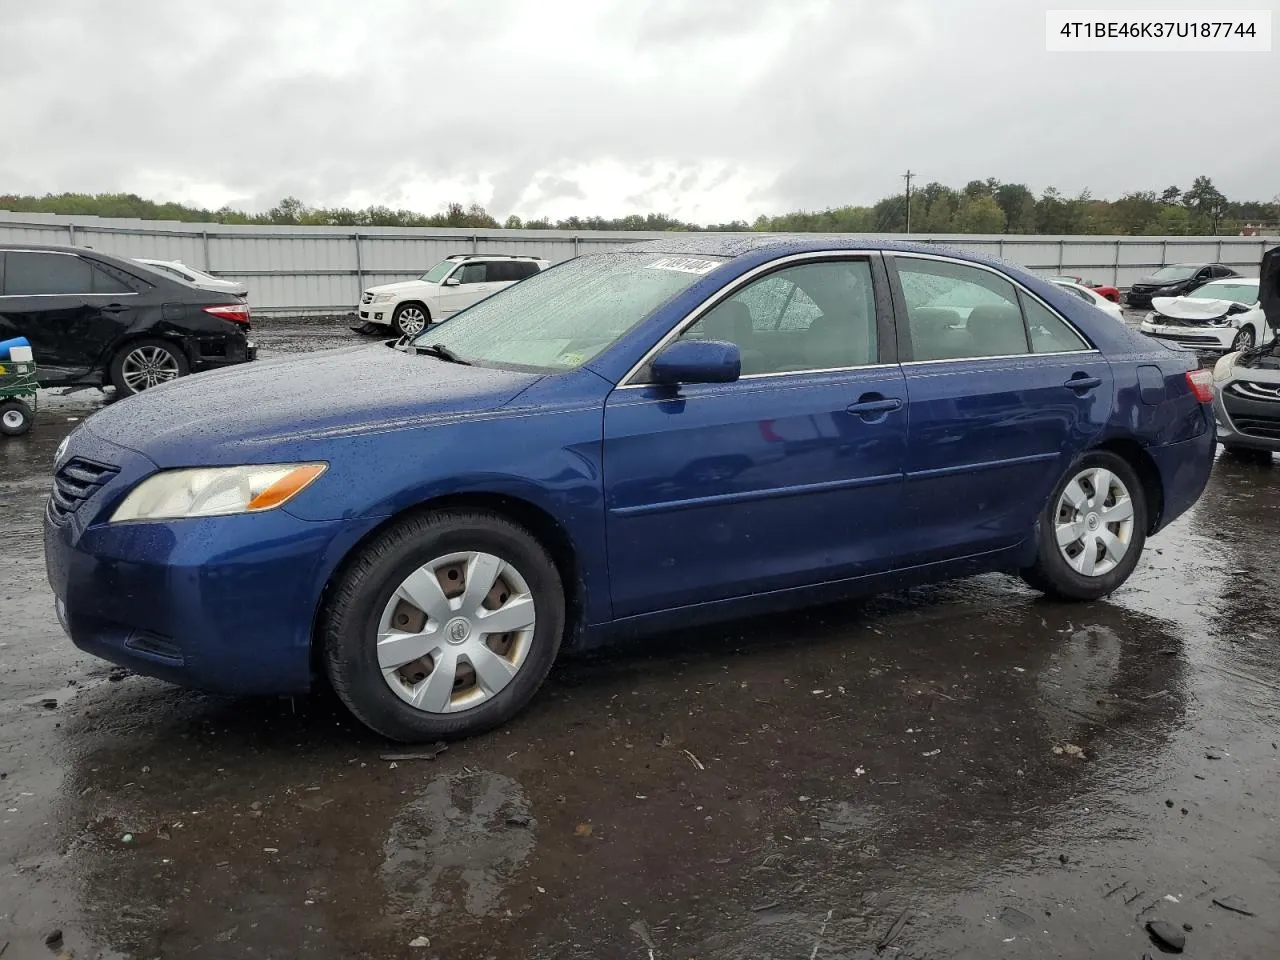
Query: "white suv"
357 254 549 336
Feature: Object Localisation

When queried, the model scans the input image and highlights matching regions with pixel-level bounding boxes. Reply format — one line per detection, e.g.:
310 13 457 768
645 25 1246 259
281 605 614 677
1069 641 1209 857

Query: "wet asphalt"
1 315 1277 959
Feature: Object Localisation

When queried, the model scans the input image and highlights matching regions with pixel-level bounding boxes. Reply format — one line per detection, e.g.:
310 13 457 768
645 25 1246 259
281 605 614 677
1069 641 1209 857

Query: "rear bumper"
1147 415 1216 533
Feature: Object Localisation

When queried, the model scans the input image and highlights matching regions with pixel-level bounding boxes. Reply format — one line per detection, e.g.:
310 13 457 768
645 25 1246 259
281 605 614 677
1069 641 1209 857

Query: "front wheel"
392 303 429 338
0 398 34 436
109 339 189 396
1020 451 1147 601
321 509 565 742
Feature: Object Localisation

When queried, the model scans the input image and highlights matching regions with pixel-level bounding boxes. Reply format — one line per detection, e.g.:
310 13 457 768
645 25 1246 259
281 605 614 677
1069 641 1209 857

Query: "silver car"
1211 249 1280 462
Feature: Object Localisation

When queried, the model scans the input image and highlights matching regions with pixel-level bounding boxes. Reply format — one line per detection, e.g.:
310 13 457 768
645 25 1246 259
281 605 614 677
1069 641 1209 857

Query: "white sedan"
1049 279 1126 323
1139 278 1265 354
135 258 249 299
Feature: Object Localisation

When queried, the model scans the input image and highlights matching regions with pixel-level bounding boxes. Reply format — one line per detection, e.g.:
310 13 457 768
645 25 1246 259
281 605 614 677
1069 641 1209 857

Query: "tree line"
2 176 1275 235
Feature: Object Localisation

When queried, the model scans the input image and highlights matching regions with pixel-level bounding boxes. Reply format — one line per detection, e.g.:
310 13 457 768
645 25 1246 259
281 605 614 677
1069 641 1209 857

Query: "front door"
438 261 500 317
602 255 909 618
887 254 1113 563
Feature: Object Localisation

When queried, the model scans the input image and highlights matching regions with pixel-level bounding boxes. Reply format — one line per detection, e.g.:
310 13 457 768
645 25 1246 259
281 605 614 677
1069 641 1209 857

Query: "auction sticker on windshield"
646 257 721 275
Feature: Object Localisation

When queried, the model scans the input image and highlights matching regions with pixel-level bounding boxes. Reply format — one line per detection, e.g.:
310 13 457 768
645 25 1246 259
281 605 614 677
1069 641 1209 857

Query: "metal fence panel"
1 210 1274 315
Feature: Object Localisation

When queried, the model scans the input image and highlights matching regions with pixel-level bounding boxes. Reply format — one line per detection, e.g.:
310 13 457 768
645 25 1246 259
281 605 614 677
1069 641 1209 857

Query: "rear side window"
895 257 1087 360
1020 293 1089 353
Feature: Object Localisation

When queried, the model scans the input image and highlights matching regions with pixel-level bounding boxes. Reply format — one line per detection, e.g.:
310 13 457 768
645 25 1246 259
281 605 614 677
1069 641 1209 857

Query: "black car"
0 244 255 396
1125 262 1238 308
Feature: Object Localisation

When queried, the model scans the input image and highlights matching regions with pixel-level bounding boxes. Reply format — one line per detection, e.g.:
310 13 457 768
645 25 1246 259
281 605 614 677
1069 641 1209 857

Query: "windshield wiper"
412 342 472 365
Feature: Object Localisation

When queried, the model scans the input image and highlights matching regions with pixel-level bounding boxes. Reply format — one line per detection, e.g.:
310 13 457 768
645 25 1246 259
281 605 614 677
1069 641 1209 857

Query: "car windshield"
411 252 726 370
1150 265 1197 281
419 260 458 283
1189 280 1258 304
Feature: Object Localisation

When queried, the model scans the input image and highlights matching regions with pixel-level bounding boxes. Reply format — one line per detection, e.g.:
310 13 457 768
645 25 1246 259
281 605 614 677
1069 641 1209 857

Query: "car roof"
444 253 546 262
1204 276 1256 283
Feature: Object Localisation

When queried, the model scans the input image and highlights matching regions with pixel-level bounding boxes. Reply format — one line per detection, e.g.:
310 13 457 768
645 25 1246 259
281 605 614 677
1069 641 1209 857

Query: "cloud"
0 0 1276 223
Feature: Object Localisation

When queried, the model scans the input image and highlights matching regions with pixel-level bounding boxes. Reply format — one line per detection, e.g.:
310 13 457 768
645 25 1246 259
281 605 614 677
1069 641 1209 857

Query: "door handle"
846 397 903 415
99 303 129 314
1064 374 1102 391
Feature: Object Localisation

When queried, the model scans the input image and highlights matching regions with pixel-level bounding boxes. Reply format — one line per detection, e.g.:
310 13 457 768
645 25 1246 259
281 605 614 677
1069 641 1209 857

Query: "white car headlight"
373 292 396 303
110 463 327 522
1213 352 1238 383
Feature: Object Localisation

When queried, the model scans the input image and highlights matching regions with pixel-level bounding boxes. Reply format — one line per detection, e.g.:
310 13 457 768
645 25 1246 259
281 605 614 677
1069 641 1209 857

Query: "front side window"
4 252 96 296
678 260 878 375
412 251 726 371
458 263 489 284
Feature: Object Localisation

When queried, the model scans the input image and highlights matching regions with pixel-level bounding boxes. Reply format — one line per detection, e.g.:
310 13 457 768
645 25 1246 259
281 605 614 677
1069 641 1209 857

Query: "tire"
1223 444 1272 464
321 509 565 742
109 339 189 397
1232 326 1256 351
1020 451 1148 601
392 302 430 338
0 399 34 436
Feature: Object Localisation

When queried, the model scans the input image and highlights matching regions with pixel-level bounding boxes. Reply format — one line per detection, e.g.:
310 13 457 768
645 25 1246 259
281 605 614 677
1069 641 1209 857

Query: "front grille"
361 292 374 305
1230 381 1280 403
1233 414 1280 440
48 457 119 523
1149 331 1222 346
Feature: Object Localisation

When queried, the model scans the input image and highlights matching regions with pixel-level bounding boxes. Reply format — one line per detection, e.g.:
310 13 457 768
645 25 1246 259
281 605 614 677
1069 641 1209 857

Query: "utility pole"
902 170 916 235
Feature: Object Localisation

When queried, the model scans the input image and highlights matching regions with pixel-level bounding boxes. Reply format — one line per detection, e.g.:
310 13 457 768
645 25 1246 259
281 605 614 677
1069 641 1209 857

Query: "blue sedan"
44 237 1216 741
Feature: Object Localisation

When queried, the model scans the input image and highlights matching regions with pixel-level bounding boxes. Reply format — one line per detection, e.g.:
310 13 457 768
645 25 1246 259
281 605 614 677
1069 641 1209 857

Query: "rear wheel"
109 339 188 396
1020 451 1147 601
0 399 33 436
392 303 429 338
321 509 565 742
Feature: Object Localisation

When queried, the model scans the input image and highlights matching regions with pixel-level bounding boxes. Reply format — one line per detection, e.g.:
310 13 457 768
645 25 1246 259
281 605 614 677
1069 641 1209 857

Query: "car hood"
84 343 543 466
1152 296 1246 320
1134 277 1188 288
366 279 432 295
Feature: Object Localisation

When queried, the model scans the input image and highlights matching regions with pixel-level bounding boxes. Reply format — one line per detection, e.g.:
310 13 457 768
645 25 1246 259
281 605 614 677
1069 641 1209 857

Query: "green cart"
0 354 38 436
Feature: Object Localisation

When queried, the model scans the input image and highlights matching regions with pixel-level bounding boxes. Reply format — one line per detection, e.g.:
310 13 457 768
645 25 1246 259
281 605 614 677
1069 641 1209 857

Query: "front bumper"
356 300 395 325
1214 385 1280 452
1138 321 1234 353
43 427 380 694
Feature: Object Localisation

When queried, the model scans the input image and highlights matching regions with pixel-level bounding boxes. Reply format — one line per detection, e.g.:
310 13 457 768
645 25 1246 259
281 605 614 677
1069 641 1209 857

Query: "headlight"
1213 352 1237 383
373 292 396 303
110 463 326 522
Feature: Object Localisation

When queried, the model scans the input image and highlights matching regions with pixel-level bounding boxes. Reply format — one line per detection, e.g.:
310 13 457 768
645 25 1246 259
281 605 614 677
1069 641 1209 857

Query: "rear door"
888 254 1112 563
0 251 134 383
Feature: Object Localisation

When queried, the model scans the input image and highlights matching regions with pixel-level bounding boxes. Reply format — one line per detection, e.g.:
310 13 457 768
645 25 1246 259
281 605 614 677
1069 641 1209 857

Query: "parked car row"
0 245 255 396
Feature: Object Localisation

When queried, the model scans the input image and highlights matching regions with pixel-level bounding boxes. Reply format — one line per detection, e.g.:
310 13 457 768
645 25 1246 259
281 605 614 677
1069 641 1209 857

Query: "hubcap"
376 551 536 714
1054 467 1135 577
2 409 25 429
121 346 180 392
398 307 427 336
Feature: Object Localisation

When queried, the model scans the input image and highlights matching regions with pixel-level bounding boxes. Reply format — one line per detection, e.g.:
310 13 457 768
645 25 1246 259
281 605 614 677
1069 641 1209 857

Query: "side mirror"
443 277 460 286
650 339 741 385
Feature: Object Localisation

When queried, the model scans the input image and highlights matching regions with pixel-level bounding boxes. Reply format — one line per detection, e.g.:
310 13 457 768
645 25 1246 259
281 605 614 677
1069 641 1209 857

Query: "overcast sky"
1 0 1275 222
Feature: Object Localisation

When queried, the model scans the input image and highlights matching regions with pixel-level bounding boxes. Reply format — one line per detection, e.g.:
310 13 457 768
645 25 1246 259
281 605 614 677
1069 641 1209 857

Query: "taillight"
1185 368 1214 403
204 303 251 326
